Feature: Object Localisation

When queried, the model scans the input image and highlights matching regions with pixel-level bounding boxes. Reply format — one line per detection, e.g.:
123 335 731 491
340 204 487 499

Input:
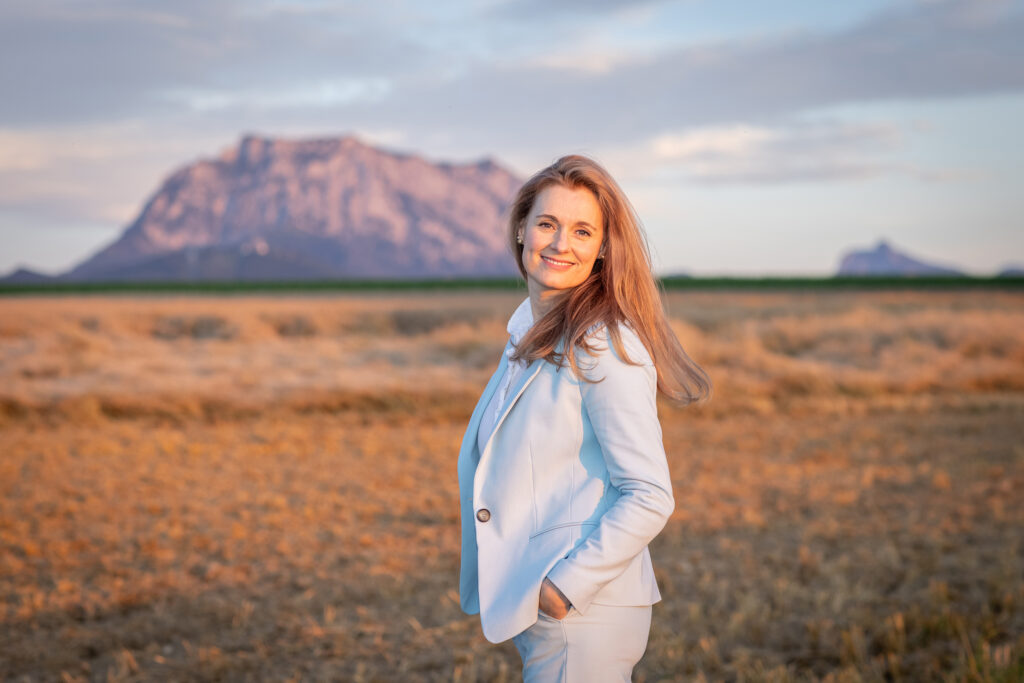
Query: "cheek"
526 236 547 260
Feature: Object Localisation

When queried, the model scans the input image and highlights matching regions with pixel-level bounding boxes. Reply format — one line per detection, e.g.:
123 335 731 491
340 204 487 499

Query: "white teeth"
543 256 573 266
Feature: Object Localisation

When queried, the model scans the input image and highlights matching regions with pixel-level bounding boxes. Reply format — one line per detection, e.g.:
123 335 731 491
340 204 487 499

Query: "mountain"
59 134 524 282
836 239 965 277
996 264 1024 277
0 267 58 284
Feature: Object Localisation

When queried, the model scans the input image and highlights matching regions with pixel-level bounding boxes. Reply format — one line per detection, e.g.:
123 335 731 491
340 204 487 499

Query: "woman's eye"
539 221 555 229
576 229 591 238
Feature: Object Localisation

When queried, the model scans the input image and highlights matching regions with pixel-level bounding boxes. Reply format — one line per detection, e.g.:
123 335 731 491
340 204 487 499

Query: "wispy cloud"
0 123 231 223
354 0 1024 155
0 0 427 125
3 0 1020 137
643 120 919 183
156 78 394 113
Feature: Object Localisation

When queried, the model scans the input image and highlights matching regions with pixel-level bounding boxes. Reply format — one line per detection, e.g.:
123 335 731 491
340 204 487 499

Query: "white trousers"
512 603 653 682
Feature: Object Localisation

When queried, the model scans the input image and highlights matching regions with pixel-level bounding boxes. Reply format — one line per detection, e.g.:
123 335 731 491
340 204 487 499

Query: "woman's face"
518 184 605 305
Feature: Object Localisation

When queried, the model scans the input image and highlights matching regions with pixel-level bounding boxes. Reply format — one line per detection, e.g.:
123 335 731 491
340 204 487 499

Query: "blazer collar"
507 296 534 345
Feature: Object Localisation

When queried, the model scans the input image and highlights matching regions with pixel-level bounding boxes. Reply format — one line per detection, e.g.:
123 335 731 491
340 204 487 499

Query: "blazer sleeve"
544 323 675 614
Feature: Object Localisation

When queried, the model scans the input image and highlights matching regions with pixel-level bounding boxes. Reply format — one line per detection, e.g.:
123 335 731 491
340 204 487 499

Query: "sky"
1 0 1022 277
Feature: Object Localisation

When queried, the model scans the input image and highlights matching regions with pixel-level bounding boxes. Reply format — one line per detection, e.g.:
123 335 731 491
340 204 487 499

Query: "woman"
456 155 711 681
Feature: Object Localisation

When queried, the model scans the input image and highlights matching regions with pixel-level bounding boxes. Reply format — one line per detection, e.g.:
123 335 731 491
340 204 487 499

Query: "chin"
537 275 584 292
527 261 591 293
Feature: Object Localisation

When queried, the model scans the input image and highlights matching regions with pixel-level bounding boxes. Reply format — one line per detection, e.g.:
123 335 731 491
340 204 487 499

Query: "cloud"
642 120 922 183
0 0 430 125
488 0 668 19
156 78 394 113
154 0 1014 167
0 122 233 223
3 0 1021 141
358 0 1024 155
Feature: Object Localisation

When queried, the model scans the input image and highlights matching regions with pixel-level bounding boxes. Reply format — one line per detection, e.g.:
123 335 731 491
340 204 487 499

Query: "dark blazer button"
476 508 491 522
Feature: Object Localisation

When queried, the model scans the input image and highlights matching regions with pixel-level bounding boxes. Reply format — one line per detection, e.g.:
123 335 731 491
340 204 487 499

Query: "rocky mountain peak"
837 239 963 276
62 134 524 281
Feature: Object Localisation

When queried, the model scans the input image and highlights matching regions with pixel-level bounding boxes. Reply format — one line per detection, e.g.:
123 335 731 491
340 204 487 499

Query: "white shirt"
477 296 534 455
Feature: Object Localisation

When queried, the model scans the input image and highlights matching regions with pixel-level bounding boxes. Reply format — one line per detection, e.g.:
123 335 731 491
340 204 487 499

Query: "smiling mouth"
541 255 575 267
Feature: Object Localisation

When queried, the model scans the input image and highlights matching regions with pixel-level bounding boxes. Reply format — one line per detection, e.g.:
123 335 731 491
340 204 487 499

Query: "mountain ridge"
48 134 524 282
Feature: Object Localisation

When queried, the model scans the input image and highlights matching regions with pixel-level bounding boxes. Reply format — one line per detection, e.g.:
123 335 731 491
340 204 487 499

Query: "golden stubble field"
1 288 1022 682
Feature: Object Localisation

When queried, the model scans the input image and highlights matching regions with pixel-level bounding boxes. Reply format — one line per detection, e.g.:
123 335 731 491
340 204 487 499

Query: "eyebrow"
535 213 598 231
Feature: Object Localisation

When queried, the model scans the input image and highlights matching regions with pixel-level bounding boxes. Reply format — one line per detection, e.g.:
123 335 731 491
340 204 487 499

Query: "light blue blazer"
457 321 675 644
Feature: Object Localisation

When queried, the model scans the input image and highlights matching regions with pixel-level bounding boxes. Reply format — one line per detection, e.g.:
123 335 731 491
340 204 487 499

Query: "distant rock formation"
0 267 57 284
996 264 1024 277
836 239 965 276
55 134 524 282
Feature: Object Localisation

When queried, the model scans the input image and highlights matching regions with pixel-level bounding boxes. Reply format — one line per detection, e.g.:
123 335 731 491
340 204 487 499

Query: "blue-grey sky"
1 0 1022 276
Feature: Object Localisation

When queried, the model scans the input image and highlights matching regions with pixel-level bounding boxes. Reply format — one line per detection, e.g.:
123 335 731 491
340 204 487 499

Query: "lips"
541 255 575 267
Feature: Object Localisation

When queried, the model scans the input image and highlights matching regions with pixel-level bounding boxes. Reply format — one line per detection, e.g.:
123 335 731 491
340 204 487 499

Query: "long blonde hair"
508 154 712 405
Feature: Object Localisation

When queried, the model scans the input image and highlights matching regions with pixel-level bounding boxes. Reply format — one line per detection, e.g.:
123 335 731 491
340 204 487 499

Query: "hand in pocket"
538 576 572 619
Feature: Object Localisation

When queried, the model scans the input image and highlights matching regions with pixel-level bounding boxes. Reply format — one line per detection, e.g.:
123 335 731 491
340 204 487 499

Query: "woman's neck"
528 289 564 321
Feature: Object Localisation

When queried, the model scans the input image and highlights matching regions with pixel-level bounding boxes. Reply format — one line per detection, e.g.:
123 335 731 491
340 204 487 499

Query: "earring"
516 234 523 244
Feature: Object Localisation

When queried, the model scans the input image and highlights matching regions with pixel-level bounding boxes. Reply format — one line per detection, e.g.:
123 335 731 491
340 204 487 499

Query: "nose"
552 226 571 252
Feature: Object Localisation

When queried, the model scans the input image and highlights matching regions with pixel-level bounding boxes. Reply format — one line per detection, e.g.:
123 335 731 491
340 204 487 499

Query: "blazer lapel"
458 343 511 475
478 355 544 463
482 334 570 461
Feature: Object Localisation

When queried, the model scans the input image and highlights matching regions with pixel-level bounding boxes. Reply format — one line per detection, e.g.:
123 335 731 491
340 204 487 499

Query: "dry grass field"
1 288 1022 682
